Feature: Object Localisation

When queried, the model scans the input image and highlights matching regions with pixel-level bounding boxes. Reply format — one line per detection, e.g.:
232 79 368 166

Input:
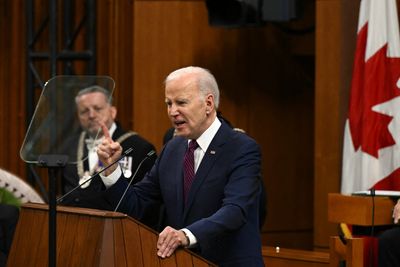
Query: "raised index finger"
100 122 112 141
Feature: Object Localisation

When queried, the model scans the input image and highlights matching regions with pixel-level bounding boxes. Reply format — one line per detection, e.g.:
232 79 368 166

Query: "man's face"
76 92 116 137
165 74 214 140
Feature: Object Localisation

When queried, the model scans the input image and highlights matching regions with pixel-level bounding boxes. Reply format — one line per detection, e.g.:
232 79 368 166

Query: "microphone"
369 187 376 267
114 150 156 212
57 147 134 203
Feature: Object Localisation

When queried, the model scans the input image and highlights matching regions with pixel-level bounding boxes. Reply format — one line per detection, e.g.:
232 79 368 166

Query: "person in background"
60 85 157 213
378 198 400 267
97 66 264 266
0 189 20 267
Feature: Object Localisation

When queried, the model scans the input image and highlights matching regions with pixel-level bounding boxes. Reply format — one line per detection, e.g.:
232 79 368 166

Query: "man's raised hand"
97 122 122 176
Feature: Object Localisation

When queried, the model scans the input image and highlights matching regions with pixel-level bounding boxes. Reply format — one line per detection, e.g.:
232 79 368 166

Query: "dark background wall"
0 0 364 250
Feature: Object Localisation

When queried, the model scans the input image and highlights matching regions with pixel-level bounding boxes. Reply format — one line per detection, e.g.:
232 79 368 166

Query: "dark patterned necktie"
183 140 198 203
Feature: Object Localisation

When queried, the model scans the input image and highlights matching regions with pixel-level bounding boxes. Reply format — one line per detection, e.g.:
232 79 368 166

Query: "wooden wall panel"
97 0 135 131
314 0 359 249
0 0 27 178
314 0 342 250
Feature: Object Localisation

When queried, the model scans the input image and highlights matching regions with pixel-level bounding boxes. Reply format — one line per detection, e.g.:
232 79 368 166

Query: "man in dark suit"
60 86 157 212
163 114 267 230
378 199 400 267
97 66 264 266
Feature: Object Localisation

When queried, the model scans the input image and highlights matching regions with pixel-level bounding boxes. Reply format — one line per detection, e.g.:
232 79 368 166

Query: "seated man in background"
60 85 157 211
378 198 400 267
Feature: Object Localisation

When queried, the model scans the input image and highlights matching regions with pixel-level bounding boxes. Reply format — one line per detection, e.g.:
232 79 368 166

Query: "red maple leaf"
348 23 400 158
373 167 400 190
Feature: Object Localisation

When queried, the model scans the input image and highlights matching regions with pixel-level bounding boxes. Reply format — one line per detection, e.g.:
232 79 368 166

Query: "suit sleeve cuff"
100 166 122 188
181 228 197 248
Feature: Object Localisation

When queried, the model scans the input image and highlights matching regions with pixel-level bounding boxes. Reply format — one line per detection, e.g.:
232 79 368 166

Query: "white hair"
165 66 220 108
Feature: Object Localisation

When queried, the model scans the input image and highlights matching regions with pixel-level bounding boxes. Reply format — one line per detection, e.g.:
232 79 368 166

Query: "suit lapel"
172 138 187 221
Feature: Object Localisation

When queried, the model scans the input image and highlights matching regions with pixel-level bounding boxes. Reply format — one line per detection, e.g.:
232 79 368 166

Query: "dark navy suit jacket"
104 121 264 266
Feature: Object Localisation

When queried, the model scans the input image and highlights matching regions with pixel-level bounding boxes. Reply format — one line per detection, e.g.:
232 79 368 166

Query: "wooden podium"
7 203 216 267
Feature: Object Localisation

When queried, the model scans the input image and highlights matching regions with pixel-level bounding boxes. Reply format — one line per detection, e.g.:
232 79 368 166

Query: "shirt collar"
108 122 117 137
190 117 221 152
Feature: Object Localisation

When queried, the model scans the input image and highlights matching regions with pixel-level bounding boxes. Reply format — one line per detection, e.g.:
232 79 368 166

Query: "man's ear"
205 93 214 114
111 106 117 120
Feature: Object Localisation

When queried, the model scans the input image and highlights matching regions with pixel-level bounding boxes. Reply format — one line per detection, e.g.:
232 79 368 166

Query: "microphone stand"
38 154 69 267
114 150 155 212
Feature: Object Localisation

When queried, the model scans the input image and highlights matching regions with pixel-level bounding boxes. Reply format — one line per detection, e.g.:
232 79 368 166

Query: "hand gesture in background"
97 122 122 176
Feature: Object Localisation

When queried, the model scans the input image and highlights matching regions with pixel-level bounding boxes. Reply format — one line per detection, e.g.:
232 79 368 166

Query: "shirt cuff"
181 228 197 248
100 165 122 188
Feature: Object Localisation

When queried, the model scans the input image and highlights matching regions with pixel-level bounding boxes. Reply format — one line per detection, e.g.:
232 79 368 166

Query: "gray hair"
165 66 220 108
75 85 113 104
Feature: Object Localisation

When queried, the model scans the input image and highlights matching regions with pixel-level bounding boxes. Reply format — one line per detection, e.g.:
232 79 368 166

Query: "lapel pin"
210 150 216 154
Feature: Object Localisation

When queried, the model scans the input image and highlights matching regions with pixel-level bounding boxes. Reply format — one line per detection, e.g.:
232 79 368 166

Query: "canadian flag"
341 0 400 194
